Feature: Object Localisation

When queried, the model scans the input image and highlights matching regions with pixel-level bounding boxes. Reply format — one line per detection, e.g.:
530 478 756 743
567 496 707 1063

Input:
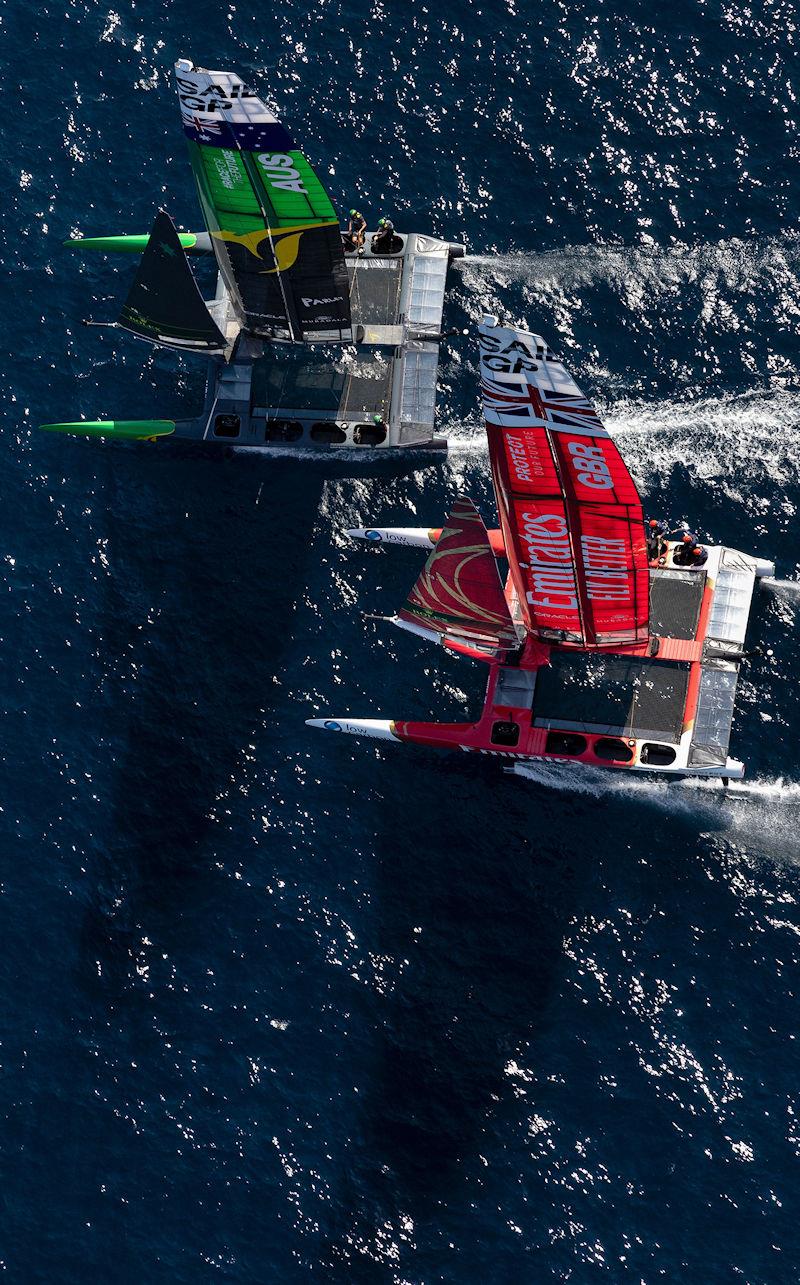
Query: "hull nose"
305 718 398 741
345 526 434 549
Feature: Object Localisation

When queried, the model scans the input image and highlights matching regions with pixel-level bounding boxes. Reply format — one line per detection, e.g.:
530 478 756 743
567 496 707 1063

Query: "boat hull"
308 544 774 781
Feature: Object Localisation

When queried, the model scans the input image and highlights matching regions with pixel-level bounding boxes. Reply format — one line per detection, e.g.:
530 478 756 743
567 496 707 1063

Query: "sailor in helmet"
645 517 668 562
672 531 699 566
372 216 397 253
345 208 367 252
688 543 709 567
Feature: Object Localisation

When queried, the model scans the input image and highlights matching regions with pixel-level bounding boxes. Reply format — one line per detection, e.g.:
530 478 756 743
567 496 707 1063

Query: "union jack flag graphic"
539 389 605 433
481 375 605 434
480 374 543 422
184 113 225 140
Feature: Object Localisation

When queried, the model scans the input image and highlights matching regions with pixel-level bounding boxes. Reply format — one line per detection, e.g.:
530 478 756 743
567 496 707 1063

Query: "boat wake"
761 577 800 600
511 760 800 842
446 383 800 500
458 233 800 321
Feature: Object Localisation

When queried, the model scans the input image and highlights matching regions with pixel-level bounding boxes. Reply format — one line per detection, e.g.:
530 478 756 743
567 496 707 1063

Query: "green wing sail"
175 60 351 343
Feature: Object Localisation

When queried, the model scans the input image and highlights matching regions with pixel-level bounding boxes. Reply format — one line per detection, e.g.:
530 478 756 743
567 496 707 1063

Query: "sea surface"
4 0 800 1280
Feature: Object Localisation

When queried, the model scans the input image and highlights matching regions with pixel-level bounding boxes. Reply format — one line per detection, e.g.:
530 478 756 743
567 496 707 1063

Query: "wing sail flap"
398 497 519 653
117 210 226 353
480 319 649 648
175 60 351 342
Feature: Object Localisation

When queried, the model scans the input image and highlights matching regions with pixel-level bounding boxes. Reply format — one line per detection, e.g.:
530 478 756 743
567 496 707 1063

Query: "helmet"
350 208 358 217
693 545 703 554
682 533 693 542
378 217 387 226
648 518 658 528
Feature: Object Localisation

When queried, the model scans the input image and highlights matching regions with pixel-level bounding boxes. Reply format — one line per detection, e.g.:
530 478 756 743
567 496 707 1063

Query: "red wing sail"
398 496 519 652
480 318 649 648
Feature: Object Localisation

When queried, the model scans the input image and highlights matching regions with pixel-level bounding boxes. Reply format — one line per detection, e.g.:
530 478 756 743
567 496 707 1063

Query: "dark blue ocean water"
4 1 800 1279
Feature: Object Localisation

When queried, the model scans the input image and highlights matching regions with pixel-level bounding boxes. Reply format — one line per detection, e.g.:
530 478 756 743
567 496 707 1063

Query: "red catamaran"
308 318 775 780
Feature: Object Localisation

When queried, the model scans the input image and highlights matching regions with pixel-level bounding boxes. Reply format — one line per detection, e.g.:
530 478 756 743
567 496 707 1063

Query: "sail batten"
175 60 352 343
117 210 226 353
480 319 649 649
397 497 520 654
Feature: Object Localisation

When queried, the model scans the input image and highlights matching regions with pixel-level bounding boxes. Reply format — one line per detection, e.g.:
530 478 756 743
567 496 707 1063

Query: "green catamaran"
44 60 464 449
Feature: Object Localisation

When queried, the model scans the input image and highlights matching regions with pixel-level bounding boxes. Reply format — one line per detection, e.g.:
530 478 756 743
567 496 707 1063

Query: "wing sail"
397 497 520 653
175 60 351 343
480 319 649 648
118 210 226 352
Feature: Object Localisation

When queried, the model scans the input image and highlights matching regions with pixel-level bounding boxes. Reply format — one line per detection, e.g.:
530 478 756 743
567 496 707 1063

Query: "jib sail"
480 318 649 648
174 59 351 343
397 497 520 653
118 210 226 352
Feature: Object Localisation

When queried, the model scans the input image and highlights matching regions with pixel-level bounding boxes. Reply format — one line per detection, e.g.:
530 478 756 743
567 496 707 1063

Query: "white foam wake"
509 761 800 852
761 578 800 600
446 384 800 499
459 233 800 300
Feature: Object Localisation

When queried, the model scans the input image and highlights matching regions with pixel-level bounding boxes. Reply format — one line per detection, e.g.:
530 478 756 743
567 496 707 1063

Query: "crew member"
347 208 367 251
646 517 668 562
671 532 696 566
689 543 708 567
372 217 396 252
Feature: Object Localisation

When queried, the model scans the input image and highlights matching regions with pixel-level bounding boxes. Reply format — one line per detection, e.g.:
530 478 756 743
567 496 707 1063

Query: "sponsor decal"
504 430 547 484
324 720 342 732
212 149 245 192
517 511 578 611
480 330 541 373
257 152 308 194
301 297 340 307
580 535 632 601
365 530 383 542
177 76 257 110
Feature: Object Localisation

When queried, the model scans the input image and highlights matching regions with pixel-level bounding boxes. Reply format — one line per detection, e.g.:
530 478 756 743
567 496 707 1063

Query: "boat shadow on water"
77 446 447 991
309 739 749 1279
74 451 317 990
309 752 589 1277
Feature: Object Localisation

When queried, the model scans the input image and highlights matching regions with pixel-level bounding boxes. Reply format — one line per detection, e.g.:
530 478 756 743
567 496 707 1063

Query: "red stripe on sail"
487 422 584 641
480 319 650 648
548 431 649 646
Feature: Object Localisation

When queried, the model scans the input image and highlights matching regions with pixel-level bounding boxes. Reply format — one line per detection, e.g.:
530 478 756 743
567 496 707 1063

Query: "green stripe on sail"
253 151 337 223
184 133 350 340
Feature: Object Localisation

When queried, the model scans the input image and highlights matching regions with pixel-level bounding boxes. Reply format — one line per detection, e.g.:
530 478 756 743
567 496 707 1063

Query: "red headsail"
397 496 520 654
480 318 649 648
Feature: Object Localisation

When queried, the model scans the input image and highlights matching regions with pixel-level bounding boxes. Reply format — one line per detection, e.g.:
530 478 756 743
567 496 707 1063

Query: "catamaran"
308 316 776 780
41 60 464 451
